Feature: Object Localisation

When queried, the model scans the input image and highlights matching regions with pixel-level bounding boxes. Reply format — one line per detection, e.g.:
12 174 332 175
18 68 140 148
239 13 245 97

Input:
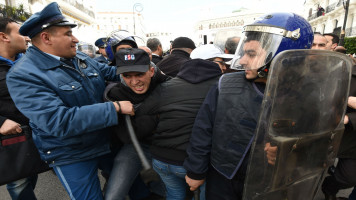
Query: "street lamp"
339 0 350 46
133 3 143 35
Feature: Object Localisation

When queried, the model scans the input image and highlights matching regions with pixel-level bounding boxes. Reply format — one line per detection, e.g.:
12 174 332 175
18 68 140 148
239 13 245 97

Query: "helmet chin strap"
257 65 269 78
257 52 273 78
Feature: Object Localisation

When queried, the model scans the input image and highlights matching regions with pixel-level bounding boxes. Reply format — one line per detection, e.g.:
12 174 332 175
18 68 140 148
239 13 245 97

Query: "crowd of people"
1 2 356 200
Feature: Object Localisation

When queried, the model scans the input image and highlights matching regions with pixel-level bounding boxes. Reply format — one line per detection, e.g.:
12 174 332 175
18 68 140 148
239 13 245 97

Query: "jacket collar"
171 49 190 57
27 45 86 70
0 54 23 66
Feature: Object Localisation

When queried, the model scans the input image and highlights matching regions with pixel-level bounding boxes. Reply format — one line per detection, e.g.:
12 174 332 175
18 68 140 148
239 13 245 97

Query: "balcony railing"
308 13 318 21
346 26 356 36
308 0 344 21
62 0 95 18
326 2 337 13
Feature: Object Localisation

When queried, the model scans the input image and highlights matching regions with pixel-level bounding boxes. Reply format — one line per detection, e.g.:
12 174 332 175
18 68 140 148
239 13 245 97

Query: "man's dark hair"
147 38 161 52
113 40 137 53
0 17 17 34
323 33 339 44
225 36 240 54
245 32 261 41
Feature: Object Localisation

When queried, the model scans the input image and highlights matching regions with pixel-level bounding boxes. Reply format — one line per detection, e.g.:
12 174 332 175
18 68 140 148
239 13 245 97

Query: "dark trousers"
322 158 356 195
206 167 245 200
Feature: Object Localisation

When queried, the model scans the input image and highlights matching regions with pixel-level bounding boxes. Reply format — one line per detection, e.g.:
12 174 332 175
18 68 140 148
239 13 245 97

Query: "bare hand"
348 96 356 109
185 175 205 191
264 142 278 165
0 119 22 135
349 55 356 65
117 101 135 116
344 115 349 124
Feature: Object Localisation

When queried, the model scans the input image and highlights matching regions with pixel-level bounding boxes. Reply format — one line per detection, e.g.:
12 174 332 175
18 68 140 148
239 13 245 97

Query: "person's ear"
0 32 9 42
149 66 155 77
40 32 52 44
332 43 338 50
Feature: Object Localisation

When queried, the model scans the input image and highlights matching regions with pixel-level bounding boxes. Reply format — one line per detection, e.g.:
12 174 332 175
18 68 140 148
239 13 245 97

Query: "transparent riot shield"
243 50 353 200
213 28 243 51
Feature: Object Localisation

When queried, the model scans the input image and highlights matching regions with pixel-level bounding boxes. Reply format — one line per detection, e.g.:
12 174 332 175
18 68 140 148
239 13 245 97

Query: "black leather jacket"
0 60 29 126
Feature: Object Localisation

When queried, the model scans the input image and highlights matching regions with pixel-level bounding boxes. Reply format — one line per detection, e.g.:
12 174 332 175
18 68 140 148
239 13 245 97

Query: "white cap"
190 44 234 61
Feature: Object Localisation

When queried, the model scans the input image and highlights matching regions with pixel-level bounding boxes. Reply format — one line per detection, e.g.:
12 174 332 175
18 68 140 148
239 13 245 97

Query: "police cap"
20 2 77 38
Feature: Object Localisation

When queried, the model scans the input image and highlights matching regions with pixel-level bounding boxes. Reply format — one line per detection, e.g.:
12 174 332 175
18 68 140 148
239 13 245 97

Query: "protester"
147 38 163 64
0 17 38 200
139 46 153 61
223 36 241 73
104 48 169 200
101 36 159 199
6 3 134 199
156 36 196 77
190 44 234 73
163 40 173 56
135 44 223 200
183 12 313 199
322 56 356 199
324 33 339 51
345 98 356 200
224 36 240 54
311 32 356 200
311 33 327 50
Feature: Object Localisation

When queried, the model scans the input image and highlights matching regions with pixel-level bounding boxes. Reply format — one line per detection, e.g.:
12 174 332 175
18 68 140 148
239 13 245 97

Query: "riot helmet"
77 42 96 58
105 30 143 62
231 12 313 78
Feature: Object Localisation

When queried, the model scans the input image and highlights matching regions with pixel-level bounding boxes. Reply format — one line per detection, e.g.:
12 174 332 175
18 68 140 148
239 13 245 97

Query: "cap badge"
125 54 135 60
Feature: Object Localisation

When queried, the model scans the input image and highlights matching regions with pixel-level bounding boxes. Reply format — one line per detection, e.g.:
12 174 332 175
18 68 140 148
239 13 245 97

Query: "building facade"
304 0 356 37
0 0 96 43
94 11 146 41
194 11 263 49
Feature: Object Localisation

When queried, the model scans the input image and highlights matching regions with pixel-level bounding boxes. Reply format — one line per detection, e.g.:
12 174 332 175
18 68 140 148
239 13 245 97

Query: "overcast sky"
96 0 306 34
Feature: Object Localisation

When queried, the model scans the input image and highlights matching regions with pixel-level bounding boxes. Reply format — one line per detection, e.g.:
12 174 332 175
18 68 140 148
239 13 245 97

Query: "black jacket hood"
177 59 222 84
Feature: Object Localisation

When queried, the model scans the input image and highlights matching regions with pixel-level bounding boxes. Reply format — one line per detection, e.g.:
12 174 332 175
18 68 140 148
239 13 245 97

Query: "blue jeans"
152 159 205 200
53 155 113 200
7 175 38 200
105 143 165 200
349 186 356 200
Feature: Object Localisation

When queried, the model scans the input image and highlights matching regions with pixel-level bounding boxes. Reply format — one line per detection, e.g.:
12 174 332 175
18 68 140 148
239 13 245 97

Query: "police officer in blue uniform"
6 2 134 199
94 37 109 64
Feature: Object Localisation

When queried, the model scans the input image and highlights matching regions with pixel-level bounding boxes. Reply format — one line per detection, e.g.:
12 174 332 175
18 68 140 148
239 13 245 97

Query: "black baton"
194 187 200 200
124 115 151 170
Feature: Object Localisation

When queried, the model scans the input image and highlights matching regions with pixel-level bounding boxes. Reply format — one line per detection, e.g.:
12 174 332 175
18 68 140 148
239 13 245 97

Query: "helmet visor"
230 29 283 71
77 43 96 58
106 30 145 48
105 30 145 62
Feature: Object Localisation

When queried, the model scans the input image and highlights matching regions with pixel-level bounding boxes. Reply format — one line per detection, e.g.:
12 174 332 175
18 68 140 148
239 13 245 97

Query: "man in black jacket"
104 48 169 200
0 17 37 200
321 64 356 200
135 44 224 199
147 38 163 65
156 37 196 77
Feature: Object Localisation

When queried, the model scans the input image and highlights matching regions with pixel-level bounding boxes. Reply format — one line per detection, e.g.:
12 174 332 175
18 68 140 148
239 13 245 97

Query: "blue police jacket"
6 46 119 166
